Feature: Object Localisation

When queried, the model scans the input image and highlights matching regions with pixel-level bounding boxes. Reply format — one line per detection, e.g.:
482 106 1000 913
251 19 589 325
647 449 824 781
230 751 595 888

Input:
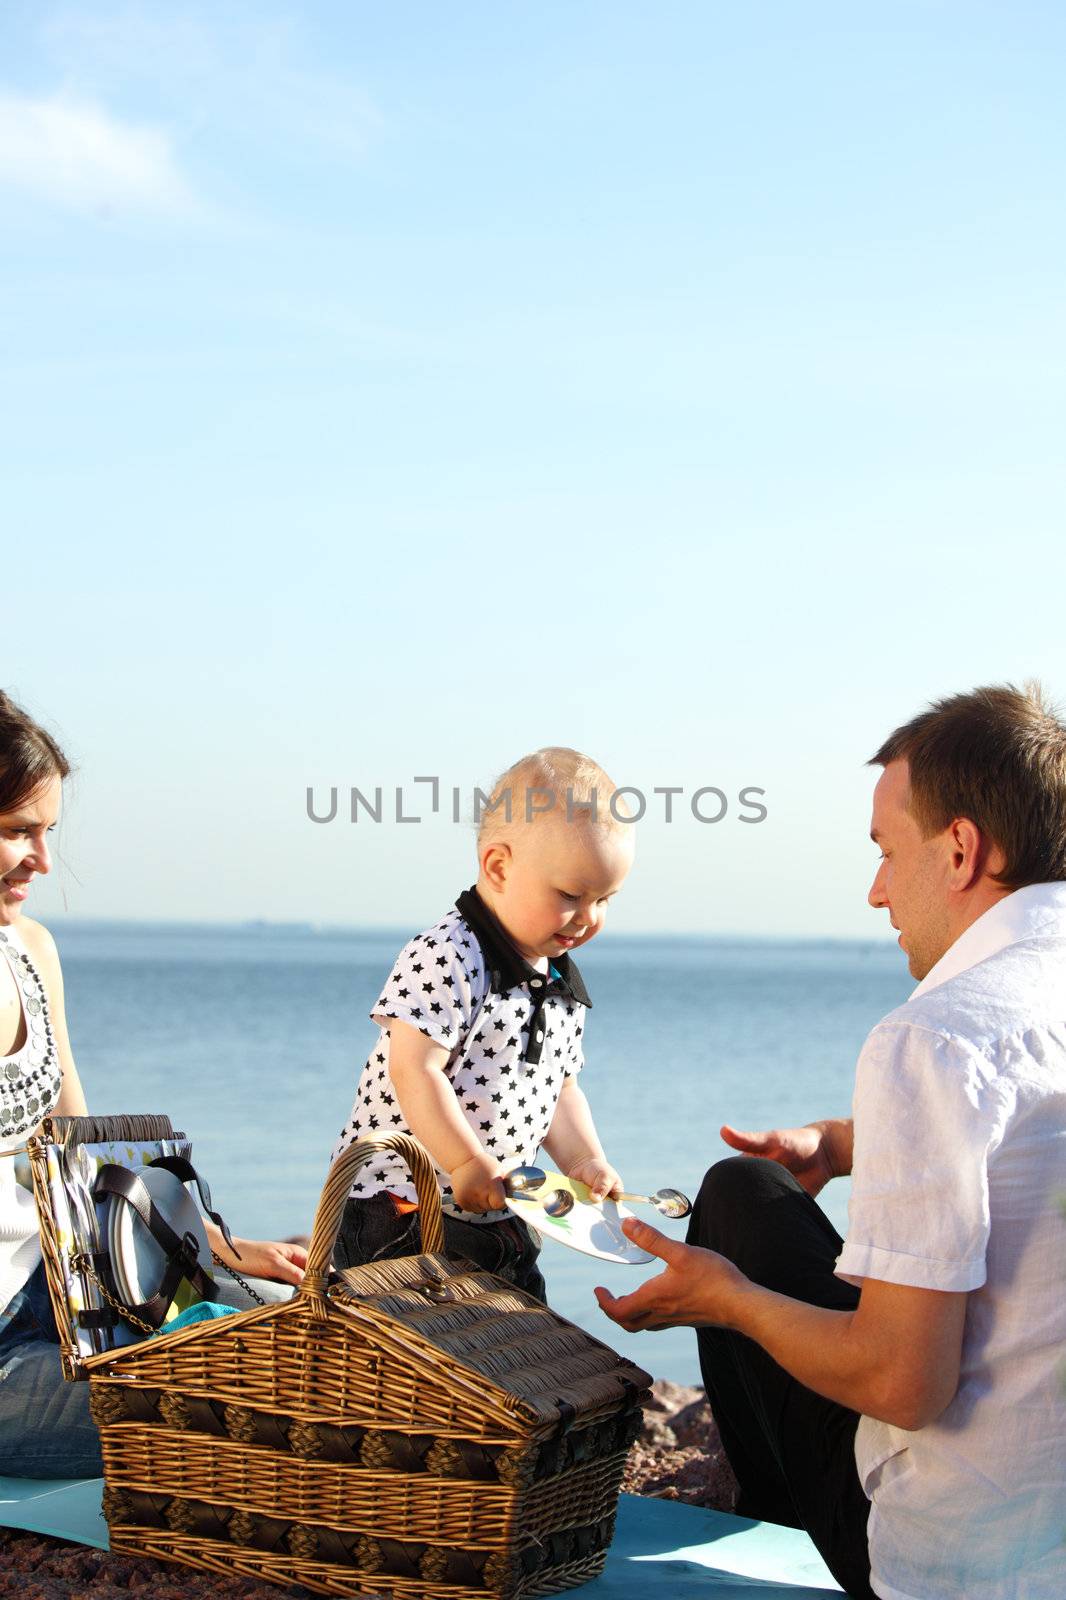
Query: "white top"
837 882 1066 1600
0 922 62 1315
331 892 589 1218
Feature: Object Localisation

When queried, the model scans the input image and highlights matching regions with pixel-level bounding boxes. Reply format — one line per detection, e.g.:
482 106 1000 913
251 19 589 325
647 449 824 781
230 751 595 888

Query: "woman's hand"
449 1153 507 1214
719 1120 847 1196
212 1234 308 1286
568 1155 623 1203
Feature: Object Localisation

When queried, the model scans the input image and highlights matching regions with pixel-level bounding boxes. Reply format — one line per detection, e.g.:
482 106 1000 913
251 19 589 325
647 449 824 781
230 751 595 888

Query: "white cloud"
0 91 197 217
43 7 382 162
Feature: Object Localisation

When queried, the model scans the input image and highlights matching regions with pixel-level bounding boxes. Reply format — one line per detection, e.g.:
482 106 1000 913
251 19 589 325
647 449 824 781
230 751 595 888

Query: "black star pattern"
336 905 588 1212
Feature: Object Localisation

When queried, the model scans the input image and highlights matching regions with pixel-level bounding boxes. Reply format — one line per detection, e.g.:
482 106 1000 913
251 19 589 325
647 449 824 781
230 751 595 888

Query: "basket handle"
299 1134 446 1318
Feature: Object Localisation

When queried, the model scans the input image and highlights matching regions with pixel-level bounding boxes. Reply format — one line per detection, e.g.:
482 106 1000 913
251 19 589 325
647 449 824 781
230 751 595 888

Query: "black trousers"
687 1157 875 1600
335 1194 547 1303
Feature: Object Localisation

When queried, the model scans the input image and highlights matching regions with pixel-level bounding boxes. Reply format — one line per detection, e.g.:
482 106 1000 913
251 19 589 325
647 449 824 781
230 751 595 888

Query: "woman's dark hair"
0 691 71 812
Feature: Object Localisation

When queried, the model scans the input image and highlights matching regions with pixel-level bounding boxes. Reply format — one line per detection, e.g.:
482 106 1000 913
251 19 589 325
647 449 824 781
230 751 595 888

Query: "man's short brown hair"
869 682 1066 888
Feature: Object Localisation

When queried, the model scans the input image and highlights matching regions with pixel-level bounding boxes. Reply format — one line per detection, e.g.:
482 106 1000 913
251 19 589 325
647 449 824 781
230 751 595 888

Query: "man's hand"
450 1153 507 1214
569 1155 623 1203
594 1217 746 1331
719 1118 852 1196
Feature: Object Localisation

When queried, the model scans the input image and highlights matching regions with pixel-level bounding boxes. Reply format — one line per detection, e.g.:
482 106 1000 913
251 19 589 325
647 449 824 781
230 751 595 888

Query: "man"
596 684 1066 1600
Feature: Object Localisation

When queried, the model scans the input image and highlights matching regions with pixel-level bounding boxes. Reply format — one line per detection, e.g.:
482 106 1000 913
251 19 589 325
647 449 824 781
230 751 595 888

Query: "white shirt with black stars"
331 895 589 1220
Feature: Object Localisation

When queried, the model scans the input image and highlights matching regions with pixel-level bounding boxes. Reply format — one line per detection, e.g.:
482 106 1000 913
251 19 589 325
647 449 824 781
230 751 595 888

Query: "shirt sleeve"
836 1019 1008 1293
371 934 480 1052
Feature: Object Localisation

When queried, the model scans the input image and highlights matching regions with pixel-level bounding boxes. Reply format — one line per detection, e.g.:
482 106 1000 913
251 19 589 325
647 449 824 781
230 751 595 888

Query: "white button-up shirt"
837 882 1066 1600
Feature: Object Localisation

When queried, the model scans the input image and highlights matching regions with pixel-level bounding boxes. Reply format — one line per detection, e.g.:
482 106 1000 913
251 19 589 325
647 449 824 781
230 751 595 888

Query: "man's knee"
688 1156 800 1258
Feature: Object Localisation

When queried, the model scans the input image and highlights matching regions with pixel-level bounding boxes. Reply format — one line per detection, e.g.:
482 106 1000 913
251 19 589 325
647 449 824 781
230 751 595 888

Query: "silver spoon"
543 1188 692 1219
503 1170 575 1218
503 1165 548 1196
505 1168 692 1220
618 1188 692 1219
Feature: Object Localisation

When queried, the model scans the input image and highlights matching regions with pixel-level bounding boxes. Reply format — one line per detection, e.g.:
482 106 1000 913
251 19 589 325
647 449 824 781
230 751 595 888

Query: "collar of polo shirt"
455 885 593 1008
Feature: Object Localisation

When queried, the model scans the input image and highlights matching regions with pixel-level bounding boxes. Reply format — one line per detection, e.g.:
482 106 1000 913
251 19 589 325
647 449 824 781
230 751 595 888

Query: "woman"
0 690 307 1476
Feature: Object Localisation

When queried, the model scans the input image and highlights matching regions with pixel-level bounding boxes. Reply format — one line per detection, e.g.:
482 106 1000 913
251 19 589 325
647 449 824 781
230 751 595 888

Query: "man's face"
868 759 954 980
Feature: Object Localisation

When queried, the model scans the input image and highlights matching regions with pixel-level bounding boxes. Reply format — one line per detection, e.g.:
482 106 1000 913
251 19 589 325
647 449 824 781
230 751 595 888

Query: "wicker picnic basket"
31 1121 652 1599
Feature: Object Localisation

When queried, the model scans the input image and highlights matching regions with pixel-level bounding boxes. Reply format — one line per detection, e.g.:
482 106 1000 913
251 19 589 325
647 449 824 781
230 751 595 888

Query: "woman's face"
0 774 61 926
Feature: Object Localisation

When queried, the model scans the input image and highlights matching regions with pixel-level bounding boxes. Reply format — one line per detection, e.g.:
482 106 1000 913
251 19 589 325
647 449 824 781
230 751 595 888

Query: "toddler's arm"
543 1076 622 1202
387 1018 507 1213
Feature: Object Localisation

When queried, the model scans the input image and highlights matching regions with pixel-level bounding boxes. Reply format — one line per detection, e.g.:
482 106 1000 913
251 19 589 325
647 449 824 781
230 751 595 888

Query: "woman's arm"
206 1224 306 1285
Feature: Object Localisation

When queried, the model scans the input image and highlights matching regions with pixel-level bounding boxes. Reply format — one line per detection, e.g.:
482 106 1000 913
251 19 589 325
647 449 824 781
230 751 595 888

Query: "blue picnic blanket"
0 1479 842 1594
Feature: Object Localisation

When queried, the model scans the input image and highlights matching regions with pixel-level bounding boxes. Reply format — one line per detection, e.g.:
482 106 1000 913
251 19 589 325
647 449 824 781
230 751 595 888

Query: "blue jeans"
336 1195 547 1303
0 1262 294 1480
0 1261 101 1478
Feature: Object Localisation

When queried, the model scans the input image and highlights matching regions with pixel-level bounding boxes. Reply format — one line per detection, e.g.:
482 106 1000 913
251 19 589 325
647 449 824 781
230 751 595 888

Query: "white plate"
106 1165 213 1328
506 1171 654 1265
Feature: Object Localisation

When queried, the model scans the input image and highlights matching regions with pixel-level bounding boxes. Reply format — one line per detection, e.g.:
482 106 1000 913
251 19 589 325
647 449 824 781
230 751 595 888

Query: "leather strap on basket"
147 1155 238 1254
300 1134 445 1322
92 1165 217 1328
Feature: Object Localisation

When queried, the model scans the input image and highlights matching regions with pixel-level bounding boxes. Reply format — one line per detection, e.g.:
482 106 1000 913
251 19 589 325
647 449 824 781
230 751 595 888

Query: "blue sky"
4 1 1065 937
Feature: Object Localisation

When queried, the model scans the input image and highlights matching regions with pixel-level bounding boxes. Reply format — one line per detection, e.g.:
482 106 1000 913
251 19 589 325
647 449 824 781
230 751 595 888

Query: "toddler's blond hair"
477 746 629 846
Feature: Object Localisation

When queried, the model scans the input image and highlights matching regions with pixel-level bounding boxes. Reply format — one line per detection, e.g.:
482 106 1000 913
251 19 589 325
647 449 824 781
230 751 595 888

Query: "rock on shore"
0 1381 736 1598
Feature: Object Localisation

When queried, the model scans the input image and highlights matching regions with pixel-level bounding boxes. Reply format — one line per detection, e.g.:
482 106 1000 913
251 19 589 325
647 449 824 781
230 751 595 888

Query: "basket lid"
333 1249 652 1429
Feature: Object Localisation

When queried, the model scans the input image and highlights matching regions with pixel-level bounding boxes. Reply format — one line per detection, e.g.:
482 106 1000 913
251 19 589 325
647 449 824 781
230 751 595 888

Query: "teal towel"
153 1301 238 1335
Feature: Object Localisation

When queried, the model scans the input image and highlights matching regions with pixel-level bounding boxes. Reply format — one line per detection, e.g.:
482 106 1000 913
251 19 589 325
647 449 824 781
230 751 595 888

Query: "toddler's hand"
450 1153 507 1214
569 1157 623 1203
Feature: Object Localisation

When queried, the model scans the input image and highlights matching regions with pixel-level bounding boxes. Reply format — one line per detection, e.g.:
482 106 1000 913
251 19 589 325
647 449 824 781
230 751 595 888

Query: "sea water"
50 922 910 1384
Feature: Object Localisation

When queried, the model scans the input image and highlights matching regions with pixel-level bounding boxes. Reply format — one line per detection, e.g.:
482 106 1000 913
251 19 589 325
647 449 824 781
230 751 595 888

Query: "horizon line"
39 913 899 948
